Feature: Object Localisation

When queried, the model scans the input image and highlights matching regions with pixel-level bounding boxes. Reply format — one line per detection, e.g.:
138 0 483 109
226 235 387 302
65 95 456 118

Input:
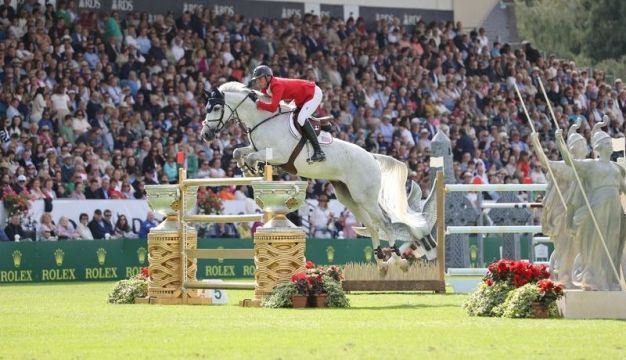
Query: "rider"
250 65 326 162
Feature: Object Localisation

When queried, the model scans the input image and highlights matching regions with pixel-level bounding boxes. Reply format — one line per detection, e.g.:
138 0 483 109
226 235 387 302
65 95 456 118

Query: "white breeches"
297 85 323 126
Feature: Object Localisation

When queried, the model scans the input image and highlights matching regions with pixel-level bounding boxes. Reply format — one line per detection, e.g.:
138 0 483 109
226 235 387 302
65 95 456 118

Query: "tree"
583 0 626 62
515 0 588 61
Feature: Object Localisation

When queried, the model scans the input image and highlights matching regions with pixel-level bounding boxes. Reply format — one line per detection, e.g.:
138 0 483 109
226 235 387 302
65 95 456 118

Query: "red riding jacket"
256 77 315 112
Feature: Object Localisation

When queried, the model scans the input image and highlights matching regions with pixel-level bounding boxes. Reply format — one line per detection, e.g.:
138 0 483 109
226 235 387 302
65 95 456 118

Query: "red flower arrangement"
290 261 344 295
3 190 31 216
291 271 313 295
197 188 224 215
134 267 150 280
484 259 550 288
536 279 564 304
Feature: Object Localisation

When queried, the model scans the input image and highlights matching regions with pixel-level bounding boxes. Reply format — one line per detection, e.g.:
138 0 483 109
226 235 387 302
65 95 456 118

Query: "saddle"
280 103 334 135
278 109 335 175
287 107 333 133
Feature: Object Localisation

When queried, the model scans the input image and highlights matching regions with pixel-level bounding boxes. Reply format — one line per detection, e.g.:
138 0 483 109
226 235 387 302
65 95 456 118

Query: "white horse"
200 82 438 271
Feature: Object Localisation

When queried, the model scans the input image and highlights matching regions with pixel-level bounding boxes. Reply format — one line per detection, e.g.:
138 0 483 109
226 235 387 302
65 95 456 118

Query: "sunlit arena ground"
1 282 625 359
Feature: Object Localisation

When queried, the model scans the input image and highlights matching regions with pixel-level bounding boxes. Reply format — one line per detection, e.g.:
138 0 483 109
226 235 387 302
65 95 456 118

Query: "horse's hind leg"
344 180 411 270
338 179 401 272
332 181 387 272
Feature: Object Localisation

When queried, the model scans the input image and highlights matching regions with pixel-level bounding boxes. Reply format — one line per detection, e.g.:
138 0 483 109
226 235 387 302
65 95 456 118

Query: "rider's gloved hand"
248 91 258 102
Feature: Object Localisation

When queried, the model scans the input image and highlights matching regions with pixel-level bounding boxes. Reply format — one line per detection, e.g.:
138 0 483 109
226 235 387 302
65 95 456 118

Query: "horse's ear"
201 89 210 103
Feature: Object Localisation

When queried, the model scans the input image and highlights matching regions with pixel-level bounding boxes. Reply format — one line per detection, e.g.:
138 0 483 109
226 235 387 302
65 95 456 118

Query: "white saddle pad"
287 113 333 146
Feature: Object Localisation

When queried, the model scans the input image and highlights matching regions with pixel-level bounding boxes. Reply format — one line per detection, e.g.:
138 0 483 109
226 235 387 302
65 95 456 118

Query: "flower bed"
263 261 350 308
463 260 563 318
107 267 150 304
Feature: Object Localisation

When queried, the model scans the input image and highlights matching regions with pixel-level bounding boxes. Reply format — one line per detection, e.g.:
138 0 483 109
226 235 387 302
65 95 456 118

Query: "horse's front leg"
234 146 256 176
244 149 271 174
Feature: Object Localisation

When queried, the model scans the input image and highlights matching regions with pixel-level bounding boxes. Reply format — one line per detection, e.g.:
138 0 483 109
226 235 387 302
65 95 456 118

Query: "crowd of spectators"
1 0 625 240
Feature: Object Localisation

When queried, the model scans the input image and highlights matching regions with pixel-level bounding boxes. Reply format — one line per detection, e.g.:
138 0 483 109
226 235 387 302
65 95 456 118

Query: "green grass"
1 283 625 359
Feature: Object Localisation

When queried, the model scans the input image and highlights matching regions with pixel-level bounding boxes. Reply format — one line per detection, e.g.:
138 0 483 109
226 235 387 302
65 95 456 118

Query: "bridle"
202 89 250 134
203 88 294 151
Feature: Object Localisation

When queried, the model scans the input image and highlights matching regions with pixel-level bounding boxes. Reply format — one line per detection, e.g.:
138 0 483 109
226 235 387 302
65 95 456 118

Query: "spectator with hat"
12 174 28 194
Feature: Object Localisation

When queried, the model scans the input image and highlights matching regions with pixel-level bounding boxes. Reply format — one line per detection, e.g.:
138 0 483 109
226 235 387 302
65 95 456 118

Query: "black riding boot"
302 119 326 162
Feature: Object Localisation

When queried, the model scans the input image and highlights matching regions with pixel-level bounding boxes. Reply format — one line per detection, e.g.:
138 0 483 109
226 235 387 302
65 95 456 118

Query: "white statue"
530 120 587 288
556 119 626 291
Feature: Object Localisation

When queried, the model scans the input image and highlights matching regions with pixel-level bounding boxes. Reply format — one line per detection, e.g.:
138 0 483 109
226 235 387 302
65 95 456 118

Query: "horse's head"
200 88 229 142
200 82 259 143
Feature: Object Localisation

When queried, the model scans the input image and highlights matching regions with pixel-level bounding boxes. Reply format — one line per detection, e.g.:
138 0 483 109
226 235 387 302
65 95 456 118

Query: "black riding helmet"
251 65 273 80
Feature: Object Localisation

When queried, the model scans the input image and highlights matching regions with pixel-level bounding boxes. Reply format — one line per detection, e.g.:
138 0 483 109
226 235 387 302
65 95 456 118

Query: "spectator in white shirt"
50 85 71 121
58 216 80 240
209 158 226 178
72 110 91 135
477 28 489 49
76 213 94 240
105 76 122 105
310 194 335 238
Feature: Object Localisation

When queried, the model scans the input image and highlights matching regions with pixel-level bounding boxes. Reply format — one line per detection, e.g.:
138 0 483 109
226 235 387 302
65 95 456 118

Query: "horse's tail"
372 154 411 219
373 154 437 260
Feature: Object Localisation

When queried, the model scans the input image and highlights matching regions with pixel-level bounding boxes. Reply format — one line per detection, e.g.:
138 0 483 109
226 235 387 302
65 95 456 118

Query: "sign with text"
0 237 380 283
358 6 452 29
77 0 452 25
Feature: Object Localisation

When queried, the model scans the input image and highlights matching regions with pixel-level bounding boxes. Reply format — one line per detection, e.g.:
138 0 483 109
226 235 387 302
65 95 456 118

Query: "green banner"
0 239 150 283
196 238 380 279
0 237 554 283
0 238 381 284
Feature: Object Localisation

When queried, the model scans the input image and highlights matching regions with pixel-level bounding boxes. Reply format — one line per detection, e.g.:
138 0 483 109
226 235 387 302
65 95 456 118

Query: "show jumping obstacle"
142 163 553 303
140 165 306 305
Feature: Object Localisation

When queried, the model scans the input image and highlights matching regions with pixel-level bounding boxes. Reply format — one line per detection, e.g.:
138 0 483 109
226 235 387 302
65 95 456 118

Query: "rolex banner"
0 238 380 283
0 237 546 283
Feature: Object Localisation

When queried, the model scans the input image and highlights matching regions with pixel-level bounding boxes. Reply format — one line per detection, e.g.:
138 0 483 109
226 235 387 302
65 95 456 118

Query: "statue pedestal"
558 290 626 319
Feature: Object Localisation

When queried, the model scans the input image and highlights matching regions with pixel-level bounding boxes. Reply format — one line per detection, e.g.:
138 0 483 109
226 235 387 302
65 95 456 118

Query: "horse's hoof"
399 259 409 272
377 262 389 276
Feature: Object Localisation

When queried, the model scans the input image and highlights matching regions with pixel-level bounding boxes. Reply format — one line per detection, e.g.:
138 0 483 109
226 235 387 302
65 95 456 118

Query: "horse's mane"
218 81 249 94
218 81 268 101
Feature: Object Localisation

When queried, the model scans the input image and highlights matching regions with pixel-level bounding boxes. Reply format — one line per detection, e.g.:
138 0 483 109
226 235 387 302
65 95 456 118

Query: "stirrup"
307 151 326 163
